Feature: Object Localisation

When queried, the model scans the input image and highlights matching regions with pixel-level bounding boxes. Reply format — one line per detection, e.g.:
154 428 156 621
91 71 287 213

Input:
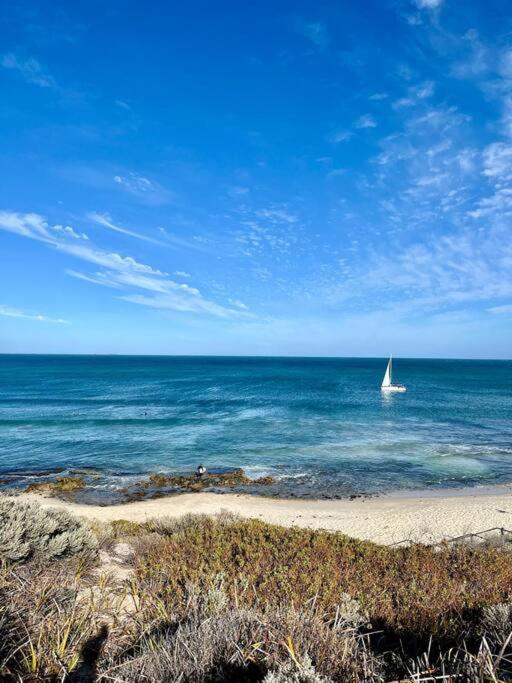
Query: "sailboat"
381 355 406 393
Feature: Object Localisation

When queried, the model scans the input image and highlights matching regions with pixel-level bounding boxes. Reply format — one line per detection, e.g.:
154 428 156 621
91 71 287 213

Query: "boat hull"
381 385 406 393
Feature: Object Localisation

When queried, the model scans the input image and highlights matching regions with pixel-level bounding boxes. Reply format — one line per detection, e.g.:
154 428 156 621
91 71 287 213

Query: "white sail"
381 357 392 388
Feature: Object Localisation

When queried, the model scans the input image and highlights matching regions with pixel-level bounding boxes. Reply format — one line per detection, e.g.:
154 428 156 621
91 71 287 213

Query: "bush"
0 496 97 562
3 510 512 681
100 582 376 682
134 515 512 639
263 656 333 683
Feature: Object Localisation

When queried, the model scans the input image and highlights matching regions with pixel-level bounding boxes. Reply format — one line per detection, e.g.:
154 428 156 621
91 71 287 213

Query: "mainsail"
381 357 392 388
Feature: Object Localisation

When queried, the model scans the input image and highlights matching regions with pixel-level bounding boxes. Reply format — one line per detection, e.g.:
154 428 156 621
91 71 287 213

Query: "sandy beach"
17 486 512 545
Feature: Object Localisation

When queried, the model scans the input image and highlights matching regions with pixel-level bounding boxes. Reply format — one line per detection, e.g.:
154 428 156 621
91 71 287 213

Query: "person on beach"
196 464 207 478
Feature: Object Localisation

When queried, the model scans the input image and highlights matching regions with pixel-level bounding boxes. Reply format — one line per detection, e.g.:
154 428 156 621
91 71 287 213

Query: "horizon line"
0 352 511 362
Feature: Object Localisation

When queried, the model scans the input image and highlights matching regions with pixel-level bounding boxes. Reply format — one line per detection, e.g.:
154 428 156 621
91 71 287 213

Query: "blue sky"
1 0 512 357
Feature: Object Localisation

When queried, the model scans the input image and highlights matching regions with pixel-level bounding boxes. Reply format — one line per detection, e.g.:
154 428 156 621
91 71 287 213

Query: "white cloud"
174 271 191 278
229 299 249 310
0 211 248 319
393 81 435 108
499 50 512 79
65 270 124 289
158 226 208 251
468 143 512 219
356 225 512 312
481 143 512 178
0 211 52 239
112 171 171 205
294 19 330 49
255 207 298 223
354 114 377 129
0 304 68 324
329 130 353 143
226 185 250 197
1 53 56 87
87 211 164 245
369 92 388 101
488 304 512 315
451 30 489 80
414 0 443 9
113 173 153 191
52 224 88 240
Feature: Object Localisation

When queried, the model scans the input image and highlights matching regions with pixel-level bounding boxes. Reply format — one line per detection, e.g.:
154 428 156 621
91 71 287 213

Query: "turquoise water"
1 355 512 500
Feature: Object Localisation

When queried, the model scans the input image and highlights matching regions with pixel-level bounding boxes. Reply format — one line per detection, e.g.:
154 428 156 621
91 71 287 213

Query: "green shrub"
0 496 97 562
134 515 512 639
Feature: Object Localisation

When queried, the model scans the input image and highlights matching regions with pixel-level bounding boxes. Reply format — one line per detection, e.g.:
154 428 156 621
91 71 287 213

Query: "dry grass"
2 504 512 681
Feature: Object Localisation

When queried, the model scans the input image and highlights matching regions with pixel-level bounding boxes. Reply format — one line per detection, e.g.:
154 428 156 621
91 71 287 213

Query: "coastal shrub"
3 511 512 681
99 581 377 682
263 656 334 683
134 515 512 639
0 496 96 562
478 602 512 645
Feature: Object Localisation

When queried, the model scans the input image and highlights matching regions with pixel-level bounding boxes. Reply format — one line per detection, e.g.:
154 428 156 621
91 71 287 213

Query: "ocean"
1 354 512 502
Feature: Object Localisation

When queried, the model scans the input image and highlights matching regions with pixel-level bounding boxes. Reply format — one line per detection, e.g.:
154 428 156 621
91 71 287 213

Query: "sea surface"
1 355 512 502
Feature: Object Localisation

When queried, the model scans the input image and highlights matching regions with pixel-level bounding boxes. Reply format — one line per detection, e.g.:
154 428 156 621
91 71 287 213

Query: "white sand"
18 486 512 545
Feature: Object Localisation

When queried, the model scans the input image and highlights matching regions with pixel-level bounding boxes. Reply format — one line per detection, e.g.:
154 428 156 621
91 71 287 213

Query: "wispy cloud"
115 99 131 111
293 18 330 50
451 30 490 79
488 304 512 315
255 207 298 224
87 212 165 245
393 80 435 108
1 53 56 87
354 114 377 129
328 130 353 143
0 304 68 324
0 211 249 319
468 143 512 219
112 172 172 205
414 0 443 9
52 224 88 240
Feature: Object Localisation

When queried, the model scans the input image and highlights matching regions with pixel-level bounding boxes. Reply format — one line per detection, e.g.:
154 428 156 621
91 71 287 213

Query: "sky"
1 0 512 358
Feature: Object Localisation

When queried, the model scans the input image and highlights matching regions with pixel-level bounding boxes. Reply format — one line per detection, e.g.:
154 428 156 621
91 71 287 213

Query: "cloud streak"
0 211 250 319
0 304 68 324
112 172 172 205
87 212 165 245
293 18 330 50
1 53 56 87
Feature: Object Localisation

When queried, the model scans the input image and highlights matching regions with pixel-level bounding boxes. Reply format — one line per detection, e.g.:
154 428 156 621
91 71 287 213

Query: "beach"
19 486 512 545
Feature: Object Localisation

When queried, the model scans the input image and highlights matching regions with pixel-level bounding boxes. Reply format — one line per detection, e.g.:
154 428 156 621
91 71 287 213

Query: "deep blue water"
1 355 512 500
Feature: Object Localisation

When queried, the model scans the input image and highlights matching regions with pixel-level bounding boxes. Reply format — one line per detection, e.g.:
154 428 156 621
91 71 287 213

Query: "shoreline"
16 483 512 545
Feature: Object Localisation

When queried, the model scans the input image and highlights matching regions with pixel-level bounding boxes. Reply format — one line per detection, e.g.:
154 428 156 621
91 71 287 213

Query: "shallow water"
1 355 512 500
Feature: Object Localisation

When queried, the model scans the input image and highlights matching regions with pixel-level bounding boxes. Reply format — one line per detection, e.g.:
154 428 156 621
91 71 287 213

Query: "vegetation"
2 499 512 681
0 497 96 562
